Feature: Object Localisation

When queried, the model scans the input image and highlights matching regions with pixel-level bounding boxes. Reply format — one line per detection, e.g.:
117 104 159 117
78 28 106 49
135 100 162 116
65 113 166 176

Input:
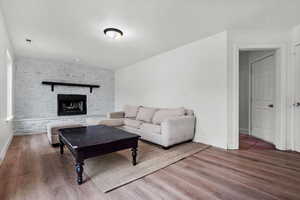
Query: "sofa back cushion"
124 105 140 118
152 107 185 125
136 107 157 123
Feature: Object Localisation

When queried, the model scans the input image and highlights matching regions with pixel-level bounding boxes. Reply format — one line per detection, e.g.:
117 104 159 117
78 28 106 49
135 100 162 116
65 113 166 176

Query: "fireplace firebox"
57 94 87 116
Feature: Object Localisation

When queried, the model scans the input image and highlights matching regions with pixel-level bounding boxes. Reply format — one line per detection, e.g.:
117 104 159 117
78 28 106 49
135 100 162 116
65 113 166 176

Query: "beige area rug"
84 141 209 193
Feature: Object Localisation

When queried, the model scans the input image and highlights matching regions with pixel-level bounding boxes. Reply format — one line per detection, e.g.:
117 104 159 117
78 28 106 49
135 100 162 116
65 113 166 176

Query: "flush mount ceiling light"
104 28 123 39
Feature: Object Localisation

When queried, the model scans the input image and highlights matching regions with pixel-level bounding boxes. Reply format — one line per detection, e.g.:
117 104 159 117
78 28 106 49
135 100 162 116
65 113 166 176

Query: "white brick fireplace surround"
13 57 115 134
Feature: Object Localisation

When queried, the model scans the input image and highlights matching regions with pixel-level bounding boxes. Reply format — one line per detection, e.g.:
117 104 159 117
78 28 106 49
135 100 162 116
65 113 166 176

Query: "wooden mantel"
42 81 100 93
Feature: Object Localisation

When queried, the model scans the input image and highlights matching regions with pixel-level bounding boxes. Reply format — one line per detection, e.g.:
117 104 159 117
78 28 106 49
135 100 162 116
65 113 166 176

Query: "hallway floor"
239 133 276 150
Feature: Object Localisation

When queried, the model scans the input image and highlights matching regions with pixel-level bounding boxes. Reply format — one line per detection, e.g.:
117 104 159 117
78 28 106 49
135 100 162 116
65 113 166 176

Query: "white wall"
116 31 228 148
292 25 300 44
0 7 14 162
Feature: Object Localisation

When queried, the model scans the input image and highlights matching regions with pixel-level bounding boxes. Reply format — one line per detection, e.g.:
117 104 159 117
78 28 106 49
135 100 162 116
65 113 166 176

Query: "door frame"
248 52 276 140
292 42 300 152
228 44 288 150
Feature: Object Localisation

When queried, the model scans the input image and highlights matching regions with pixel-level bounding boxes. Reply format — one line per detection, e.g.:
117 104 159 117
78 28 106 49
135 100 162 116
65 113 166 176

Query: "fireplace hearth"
57 94 87 116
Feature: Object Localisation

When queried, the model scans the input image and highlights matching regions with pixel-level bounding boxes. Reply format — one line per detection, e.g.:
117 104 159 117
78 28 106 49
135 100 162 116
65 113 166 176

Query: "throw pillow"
123 105 140 118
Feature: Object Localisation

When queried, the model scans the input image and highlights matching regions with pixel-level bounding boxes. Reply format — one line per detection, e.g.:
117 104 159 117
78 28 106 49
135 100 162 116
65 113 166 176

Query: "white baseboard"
239 128 249 134
0 134 13 165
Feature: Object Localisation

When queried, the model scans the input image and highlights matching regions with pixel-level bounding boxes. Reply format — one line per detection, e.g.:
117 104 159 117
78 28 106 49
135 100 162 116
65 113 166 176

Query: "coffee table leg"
59 140 64 155
75 161 84 185
131 147 137 166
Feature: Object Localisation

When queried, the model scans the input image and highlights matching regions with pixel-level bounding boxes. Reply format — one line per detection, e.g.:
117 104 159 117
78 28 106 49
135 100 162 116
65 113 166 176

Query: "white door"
294 45 300 151
251 54 276 143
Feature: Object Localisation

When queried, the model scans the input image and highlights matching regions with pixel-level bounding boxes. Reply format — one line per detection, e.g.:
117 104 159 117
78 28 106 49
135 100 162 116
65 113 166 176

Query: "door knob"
293 102 300 107
268 104 274 108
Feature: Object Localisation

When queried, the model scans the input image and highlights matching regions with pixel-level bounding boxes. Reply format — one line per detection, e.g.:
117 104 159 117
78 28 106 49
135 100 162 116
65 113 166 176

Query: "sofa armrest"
107 111 125 119
98 119 124 127
161 116 196 147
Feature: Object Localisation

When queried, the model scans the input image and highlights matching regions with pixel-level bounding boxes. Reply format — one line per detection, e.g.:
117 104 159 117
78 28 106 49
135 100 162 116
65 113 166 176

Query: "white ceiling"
1 0 300 70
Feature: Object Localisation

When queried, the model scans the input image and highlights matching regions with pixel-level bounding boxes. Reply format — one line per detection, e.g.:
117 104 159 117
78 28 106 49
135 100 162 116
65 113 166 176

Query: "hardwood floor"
239 133 276 150
1 134 300 200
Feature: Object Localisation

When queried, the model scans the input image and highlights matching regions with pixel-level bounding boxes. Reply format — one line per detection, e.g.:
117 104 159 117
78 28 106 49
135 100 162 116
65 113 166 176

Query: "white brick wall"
14 57 114 133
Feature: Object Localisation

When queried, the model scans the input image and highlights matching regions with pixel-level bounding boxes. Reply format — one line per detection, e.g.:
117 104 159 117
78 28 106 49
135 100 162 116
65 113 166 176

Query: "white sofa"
104 105 196 148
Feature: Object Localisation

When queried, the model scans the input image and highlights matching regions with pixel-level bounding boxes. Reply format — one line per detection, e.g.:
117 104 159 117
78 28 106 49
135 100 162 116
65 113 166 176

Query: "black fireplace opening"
57 94 87 116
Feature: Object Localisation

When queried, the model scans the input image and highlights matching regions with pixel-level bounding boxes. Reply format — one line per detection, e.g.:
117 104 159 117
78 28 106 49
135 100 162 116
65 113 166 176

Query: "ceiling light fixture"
104 28 123 39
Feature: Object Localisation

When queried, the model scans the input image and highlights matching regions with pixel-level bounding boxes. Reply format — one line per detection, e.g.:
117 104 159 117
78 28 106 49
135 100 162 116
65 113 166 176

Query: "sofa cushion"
98 119 124 127
120 126 141 135
50 124 83 135
124 118 142 128
136 107 157 123
47 122 84 145
86 117 106 126
124 105 140 118
152 107 185 125
47 122 84 135
140 123 161 134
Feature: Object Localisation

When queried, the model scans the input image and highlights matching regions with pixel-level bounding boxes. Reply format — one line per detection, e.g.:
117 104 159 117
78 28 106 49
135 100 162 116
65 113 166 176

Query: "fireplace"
57 94 87 116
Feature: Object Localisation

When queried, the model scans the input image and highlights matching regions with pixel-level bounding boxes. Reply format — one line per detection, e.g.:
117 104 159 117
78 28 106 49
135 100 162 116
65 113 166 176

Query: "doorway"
239 50 277 149
293 44 300 152
229 44 288 150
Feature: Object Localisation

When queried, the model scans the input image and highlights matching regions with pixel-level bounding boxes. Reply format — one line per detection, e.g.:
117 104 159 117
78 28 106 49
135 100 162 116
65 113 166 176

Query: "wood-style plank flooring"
1 134 300 200
239 133 276 150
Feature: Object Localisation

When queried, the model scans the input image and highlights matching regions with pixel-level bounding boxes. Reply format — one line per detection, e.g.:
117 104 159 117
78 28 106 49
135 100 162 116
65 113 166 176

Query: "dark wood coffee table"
59 125 140 185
